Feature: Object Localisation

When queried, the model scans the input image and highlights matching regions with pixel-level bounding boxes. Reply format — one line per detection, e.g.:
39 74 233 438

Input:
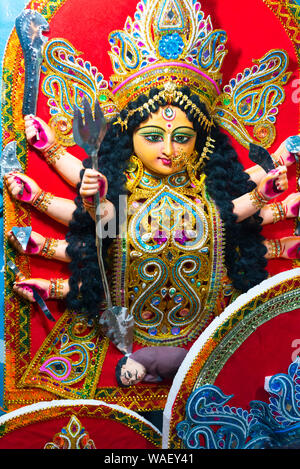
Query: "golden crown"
108 0 227 113
18 0 290 148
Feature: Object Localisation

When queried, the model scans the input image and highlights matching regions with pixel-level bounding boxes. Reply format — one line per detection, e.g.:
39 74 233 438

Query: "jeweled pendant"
162 106 176 121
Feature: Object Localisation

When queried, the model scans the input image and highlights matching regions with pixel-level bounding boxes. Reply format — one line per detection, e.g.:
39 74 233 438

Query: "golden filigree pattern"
44 415 96 449
122 166 226 345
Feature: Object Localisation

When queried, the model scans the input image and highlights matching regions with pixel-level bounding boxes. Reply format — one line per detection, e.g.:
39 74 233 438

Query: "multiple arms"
5 116 300 307
5 116 112 302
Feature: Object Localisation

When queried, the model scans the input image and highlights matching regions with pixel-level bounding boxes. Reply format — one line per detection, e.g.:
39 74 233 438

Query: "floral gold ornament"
162 81 178 103
194 136 215 170
44 415 96 449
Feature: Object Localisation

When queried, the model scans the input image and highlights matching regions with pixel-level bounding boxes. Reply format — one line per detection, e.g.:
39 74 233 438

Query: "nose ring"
171 148 188 167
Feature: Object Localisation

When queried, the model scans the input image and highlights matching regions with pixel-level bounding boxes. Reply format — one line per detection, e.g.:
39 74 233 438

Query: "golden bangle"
270 202 286 223
31 188 43 205
32 191 54 213
249 188 269 210
49 278 65 299
43 142 66 165
41 238 59 258
267 239 283 258
82 197 107 211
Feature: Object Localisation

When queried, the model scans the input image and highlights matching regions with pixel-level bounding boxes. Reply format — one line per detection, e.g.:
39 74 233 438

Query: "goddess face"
120 357 146 386
133 106 197 176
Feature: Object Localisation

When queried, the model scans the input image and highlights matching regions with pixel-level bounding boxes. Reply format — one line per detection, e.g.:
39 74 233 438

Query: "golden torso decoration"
111 157 229 346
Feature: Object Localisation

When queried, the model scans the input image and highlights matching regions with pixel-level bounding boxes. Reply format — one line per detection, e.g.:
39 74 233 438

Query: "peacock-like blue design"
177 359 300 449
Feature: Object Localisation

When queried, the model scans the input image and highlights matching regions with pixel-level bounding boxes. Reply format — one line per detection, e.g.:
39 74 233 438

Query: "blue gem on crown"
158 32 184 59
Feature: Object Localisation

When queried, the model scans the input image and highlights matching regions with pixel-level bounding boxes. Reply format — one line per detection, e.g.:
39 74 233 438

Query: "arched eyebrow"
172 127 196 136
136 125 165 132
137 125 196 133
172 126 195 132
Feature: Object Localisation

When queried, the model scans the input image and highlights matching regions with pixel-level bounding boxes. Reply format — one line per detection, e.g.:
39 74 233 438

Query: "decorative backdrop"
0 0 299 449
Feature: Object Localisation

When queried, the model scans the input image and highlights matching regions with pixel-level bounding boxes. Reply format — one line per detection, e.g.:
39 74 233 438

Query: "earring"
194 135 215 171
183 150 203 188
185 137 215 189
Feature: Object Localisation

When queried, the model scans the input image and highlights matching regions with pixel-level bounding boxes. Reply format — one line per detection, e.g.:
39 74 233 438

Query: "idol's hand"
282 193 300 219
13 278 50 302
280 237 300 259
80 168 108 203
4 172 41 204
257 166 288 200
24 115 56 152
7 230 45 255
272 136 300 167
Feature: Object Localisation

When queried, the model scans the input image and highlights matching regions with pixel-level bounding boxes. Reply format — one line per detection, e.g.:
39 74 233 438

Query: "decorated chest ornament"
16 0 291 151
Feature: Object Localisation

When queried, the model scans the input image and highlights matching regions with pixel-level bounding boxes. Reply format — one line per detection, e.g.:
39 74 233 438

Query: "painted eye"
173 135 191 144
144 134 164 142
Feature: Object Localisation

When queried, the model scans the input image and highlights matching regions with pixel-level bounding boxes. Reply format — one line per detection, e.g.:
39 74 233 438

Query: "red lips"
159 157 172 166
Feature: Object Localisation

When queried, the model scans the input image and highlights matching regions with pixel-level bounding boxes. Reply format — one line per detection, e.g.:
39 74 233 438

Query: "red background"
0 412 158 449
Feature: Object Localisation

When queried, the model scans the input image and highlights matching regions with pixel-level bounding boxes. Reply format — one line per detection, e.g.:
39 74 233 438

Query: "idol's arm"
264 237 300 259
245 164 268 185
259 193 300 226
42 147 84 187
232 166 288 222
24 115 84 187
7 230 70 262
13 277 70 303
4 172 76 226
245 137 298 185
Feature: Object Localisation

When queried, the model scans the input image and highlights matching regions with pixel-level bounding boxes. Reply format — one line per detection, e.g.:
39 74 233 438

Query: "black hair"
65 86 268 317
115 355 129 387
